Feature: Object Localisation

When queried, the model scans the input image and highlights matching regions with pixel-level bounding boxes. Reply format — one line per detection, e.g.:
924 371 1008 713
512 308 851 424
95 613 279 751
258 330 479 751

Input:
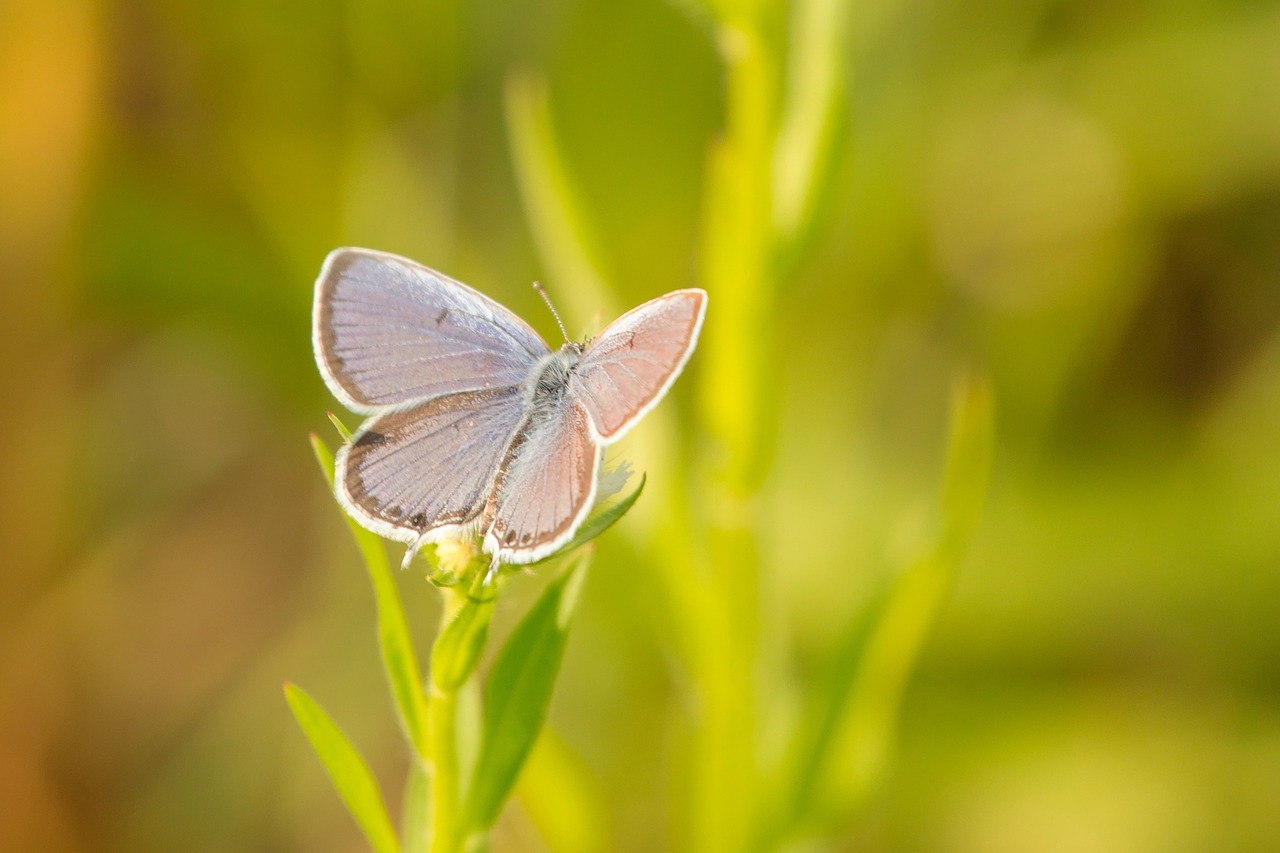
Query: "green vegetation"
3 0 1278 850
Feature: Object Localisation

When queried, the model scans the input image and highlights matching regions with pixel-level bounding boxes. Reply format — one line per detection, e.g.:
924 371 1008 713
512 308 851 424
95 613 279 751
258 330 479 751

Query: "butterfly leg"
401 532 433 571
482 553 500 588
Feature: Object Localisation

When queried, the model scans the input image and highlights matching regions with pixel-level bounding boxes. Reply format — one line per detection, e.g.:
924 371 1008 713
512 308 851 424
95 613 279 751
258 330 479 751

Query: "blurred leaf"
939 374 995 551
663 0 721 34
431 595 495 692
505 74 616 328
401 761 430 853
516 728 610 853
461 553 592 835
283 683 402 853
770 579 887 841
311 434 431 760
531 474 645 566
695 0 778 27
772 0 850 269
778 375 994 835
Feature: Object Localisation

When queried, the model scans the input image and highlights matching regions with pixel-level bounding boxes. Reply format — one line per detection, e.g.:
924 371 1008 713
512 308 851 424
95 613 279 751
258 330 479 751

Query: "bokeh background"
3 0 1280 850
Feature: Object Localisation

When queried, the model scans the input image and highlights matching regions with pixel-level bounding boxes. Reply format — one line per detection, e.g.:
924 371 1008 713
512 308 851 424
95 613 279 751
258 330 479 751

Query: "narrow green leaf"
516 729 610 853
769 577 888 842
310 431 337 485
311 434 431 760
531 474 645 566
664 0 721 34
940 374 995 551
327 411 353 442
504 74 615 329
431 596 495 692
678 0 766 28
284 683 402 853
778 374 994 834
772 0 851 267
462 554 591 834
400 761 430 853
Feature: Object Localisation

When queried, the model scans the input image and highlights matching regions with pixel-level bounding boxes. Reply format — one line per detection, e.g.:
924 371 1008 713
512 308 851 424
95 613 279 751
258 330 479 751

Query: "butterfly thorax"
527 344 582 411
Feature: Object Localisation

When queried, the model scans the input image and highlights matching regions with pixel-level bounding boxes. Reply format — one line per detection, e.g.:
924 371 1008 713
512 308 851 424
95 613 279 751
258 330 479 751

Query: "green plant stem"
691 12 780 852
429 586 469 853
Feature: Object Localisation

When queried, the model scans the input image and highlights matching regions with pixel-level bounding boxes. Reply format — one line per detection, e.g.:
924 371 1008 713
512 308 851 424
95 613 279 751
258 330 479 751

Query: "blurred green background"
3 0 1280 850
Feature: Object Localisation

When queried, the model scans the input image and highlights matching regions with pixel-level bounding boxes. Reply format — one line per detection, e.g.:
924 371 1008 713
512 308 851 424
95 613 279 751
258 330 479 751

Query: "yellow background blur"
2 0 1279 850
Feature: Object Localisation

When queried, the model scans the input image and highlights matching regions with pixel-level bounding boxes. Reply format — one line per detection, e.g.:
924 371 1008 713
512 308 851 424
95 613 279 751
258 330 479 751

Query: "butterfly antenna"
533 281 571 345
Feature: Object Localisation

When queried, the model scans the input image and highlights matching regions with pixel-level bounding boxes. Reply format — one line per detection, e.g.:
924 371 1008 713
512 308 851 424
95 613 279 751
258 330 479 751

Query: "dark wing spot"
409 513 426 529
436 307 449 325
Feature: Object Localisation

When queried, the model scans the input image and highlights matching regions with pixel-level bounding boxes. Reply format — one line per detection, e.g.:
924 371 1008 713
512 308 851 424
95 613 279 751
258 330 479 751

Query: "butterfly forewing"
483 401 600 563
314 248 550 412
570 289 707 441
338 386 528 543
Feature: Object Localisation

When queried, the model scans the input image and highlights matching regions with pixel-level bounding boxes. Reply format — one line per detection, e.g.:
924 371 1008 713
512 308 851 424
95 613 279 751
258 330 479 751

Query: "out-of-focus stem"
691 13 779 852
700 24 775 483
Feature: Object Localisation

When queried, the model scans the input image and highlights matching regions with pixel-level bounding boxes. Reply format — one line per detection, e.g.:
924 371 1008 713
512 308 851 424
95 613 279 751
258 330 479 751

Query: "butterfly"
312 248 707 570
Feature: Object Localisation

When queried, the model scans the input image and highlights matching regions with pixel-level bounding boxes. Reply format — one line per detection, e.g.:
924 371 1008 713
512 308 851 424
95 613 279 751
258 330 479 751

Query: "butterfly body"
313 248 706 567
529 345 580 410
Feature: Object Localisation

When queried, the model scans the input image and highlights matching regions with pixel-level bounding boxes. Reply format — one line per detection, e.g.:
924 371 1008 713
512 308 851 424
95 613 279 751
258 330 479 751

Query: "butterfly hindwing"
482 400 600 564
337 386 528 544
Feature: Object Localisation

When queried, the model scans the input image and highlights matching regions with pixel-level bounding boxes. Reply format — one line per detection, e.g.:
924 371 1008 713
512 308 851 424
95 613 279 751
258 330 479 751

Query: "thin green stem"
428 587 468 853
428 686 460 850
